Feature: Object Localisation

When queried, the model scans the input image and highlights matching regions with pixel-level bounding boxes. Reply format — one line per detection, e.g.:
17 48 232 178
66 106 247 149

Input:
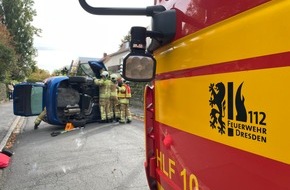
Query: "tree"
51 69 62 76
0 43 16 82
51 65 70 76
0 20 17 82
0 0 41 81
26 66 50 83
119 34 131 48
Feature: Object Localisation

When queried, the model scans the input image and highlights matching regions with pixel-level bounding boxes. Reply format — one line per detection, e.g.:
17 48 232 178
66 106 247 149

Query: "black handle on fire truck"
78 0 165 16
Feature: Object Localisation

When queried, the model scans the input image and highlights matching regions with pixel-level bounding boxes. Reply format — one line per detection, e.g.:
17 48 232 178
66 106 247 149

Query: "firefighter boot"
34 123 39 130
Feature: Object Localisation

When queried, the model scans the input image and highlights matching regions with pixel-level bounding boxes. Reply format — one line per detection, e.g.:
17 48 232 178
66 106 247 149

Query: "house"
102 42 130 74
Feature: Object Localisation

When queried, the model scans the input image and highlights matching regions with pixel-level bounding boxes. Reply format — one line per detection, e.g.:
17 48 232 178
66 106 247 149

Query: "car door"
88 60 107 78
13 83 45 116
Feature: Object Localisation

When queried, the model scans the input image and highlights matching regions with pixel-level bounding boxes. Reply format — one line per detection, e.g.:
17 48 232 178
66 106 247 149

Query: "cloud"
35 46 55 51
33 0 152 73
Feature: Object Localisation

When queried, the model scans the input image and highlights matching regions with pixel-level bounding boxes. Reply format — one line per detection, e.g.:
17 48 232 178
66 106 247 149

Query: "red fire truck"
79 0 290 189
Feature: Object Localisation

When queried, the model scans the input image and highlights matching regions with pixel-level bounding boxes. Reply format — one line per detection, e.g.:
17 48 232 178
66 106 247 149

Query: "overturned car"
13 58 107 127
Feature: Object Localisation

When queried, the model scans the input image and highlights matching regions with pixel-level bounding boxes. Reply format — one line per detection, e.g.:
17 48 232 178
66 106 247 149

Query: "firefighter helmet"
101 71 109 78
110 73 118 81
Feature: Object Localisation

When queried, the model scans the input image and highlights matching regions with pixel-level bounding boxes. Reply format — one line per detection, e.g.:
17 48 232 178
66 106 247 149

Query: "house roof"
103 42 130 64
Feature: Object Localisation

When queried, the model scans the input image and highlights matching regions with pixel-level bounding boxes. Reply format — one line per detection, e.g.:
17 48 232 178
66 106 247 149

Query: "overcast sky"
33 0 152 73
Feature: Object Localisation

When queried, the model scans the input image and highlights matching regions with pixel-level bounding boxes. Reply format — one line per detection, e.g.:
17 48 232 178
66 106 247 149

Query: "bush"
0 83 7 103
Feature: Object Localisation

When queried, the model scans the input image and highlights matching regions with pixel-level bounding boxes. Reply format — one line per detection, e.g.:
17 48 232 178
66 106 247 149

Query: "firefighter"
7 82 14 100
34 107 47 130
117 78 132 124
110 74 120 121
94 71 112 123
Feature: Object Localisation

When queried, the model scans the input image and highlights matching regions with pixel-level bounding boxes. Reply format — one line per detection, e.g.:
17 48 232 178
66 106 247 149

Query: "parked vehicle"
13 58 107 126
79 0 290 189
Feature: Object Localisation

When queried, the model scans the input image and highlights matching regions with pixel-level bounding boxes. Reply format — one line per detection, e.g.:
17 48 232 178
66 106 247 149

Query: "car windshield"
76 63 95 78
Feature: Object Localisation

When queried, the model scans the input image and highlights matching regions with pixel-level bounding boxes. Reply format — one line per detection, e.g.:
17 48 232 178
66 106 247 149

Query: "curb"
0 116 25 151
0 116 26 180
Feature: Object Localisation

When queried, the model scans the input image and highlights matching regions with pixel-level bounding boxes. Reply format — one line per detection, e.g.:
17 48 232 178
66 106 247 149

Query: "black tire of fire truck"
71 119 86 127
69 76 87 83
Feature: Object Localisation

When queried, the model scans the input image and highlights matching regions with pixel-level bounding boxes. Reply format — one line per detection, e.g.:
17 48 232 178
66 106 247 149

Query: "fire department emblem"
209 82 226 134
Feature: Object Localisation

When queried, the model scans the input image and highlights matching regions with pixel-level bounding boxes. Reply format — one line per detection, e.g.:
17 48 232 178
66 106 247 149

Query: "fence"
129 82 148 108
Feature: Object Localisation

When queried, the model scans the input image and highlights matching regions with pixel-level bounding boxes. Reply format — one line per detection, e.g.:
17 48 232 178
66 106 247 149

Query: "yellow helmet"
101 71 109 78
110 73 118 81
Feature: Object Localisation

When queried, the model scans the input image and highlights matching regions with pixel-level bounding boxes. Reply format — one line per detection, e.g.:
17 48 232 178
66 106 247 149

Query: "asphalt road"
0 116 149 190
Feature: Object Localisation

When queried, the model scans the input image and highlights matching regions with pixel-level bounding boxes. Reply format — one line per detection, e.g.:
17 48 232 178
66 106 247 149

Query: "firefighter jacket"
118 84 131 99
94 78 111 98
110 81 118 98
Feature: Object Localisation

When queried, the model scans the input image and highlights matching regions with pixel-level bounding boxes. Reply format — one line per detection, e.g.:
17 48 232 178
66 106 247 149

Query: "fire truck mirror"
122 53 156 82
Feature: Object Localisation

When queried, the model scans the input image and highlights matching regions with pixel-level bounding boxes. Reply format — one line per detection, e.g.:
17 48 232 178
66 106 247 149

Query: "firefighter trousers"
99 98 111 121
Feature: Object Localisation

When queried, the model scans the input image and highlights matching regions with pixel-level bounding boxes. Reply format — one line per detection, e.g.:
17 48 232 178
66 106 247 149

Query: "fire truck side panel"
153 122 290 189
156 0 270 39
149 0 290 189
155 0 290 74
